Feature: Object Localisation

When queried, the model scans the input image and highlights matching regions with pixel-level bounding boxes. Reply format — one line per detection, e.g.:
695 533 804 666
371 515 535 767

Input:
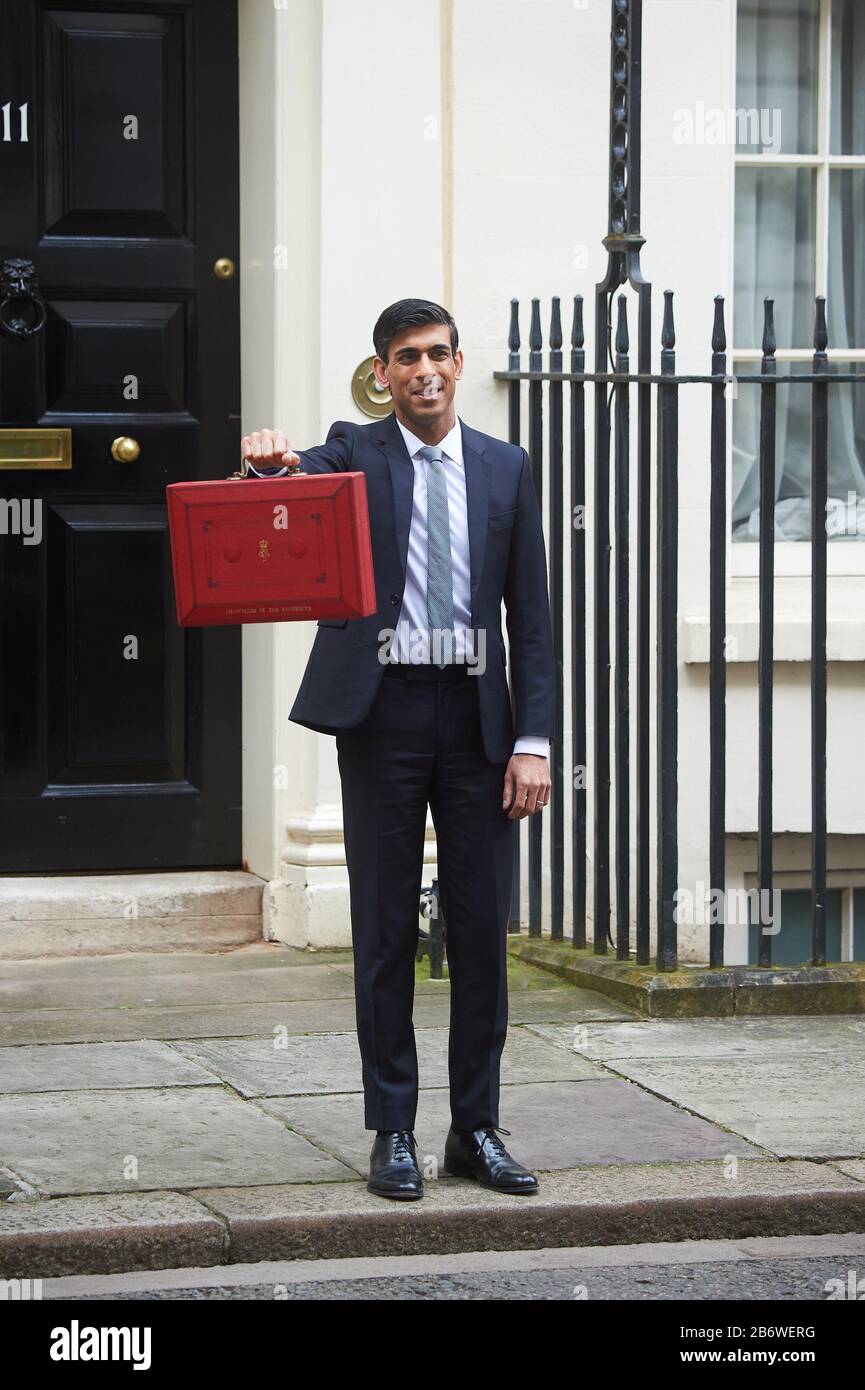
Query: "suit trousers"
335 661 515 1132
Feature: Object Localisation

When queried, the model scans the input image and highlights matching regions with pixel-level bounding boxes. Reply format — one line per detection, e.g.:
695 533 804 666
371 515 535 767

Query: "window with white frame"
732 0 865 546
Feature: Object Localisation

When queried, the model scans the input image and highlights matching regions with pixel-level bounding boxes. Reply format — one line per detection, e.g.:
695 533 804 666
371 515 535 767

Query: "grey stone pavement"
1 941 865 1277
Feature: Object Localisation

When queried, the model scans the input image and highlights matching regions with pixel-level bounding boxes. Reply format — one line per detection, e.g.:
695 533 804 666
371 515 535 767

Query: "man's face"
372 323 463 433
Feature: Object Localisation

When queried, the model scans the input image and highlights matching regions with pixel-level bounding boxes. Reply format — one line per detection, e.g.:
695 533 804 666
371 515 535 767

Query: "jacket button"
390 593 400 605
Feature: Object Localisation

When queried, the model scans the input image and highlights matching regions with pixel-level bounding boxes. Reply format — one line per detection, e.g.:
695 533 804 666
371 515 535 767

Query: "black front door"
0 0 241 872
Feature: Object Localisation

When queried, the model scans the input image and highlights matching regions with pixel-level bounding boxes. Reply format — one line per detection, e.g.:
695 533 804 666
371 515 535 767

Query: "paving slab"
258 1088 455 1176
0 987 608 1049
261 1077 760 1176
505 989 636 1023
0 1086 357 1196
526 1014 865 1060
600 1053 865 1159
0 1173 21 1200
190 1160 865 1265
171 1027 602 1100
0 961 355 1011
0 1190 226 1278
0 998 436 1046
0 943 353 978
829 1159 865 1183
332 959 634 1007
0 1041 222 1094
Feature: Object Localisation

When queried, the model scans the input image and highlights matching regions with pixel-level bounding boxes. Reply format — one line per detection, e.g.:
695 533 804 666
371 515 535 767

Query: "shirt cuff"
513 736 550 758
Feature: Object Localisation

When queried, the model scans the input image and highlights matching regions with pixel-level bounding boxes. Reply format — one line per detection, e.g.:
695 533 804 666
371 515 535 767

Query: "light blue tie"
417 444 454 667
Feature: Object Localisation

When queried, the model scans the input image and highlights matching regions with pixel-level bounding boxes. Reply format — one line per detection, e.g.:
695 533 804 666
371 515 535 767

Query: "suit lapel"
379 412 415 580
378 412 490 606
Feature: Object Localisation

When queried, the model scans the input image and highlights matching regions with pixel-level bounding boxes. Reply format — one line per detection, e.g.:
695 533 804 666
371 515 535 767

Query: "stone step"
2 1160 865 1279
0 872 265 959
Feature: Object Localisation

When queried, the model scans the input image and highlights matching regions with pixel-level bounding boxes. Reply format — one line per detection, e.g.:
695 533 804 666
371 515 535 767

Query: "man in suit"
241 299 555 1200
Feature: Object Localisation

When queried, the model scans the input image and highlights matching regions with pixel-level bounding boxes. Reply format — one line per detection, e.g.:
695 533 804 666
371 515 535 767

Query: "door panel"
0 0 241 871
44 504 185 781
41 8 186 239
46 301 189 414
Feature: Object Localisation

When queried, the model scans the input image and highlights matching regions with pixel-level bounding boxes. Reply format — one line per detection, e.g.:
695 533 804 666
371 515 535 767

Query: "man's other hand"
240 428 301 471
502 754 551 819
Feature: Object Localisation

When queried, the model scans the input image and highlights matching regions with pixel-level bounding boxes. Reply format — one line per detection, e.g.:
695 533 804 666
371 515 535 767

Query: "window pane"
830 0 865 155
828 170 865 348
735 167 816 349
732 359 865 541
736 0 819 154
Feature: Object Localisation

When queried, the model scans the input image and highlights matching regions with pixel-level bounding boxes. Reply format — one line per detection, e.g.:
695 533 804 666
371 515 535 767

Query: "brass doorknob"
213 257 236 279
111 436 140 463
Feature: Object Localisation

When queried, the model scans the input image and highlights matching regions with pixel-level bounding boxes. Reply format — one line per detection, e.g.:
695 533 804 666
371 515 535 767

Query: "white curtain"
732 0 865 541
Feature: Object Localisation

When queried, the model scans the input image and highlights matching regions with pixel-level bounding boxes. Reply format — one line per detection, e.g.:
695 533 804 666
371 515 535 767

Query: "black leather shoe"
443 1125 539 1194
367 1129 424 1200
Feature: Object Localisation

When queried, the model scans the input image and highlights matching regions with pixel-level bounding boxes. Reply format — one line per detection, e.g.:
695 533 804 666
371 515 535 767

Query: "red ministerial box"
166 472 376 627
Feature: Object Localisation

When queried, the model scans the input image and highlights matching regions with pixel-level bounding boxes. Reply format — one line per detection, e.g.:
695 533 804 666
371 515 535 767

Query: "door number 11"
2 103 29 142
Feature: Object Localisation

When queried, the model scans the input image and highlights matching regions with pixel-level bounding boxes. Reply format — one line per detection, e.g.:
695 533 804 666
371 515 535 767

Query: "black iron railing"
496 291 865 970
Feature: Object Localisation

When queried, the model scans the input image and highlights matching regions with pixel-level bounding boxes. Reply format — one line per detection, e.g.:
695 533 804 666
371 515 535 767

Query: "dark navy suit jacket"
288 410 555 765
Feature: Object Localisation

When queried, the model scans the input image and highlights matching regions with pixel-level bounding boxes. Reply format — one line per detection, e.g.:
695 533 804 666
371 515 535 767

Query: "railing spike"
712 295 726 355
661 289 676 350
571 295 584 352
529 297 542 353
508 298 520 355
550 296 563 352
813 295 828 355
761 298 776 358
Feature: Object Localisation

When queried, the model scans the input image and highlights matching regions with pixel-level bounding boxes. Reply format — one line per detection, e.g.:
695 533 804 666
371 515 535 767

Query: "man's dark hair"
373 298 459 363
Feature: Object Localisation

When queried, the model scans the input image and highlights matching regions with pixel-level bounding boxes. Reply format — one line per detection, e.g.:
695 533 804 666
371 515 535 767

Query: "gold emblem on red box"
258 539 270 561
